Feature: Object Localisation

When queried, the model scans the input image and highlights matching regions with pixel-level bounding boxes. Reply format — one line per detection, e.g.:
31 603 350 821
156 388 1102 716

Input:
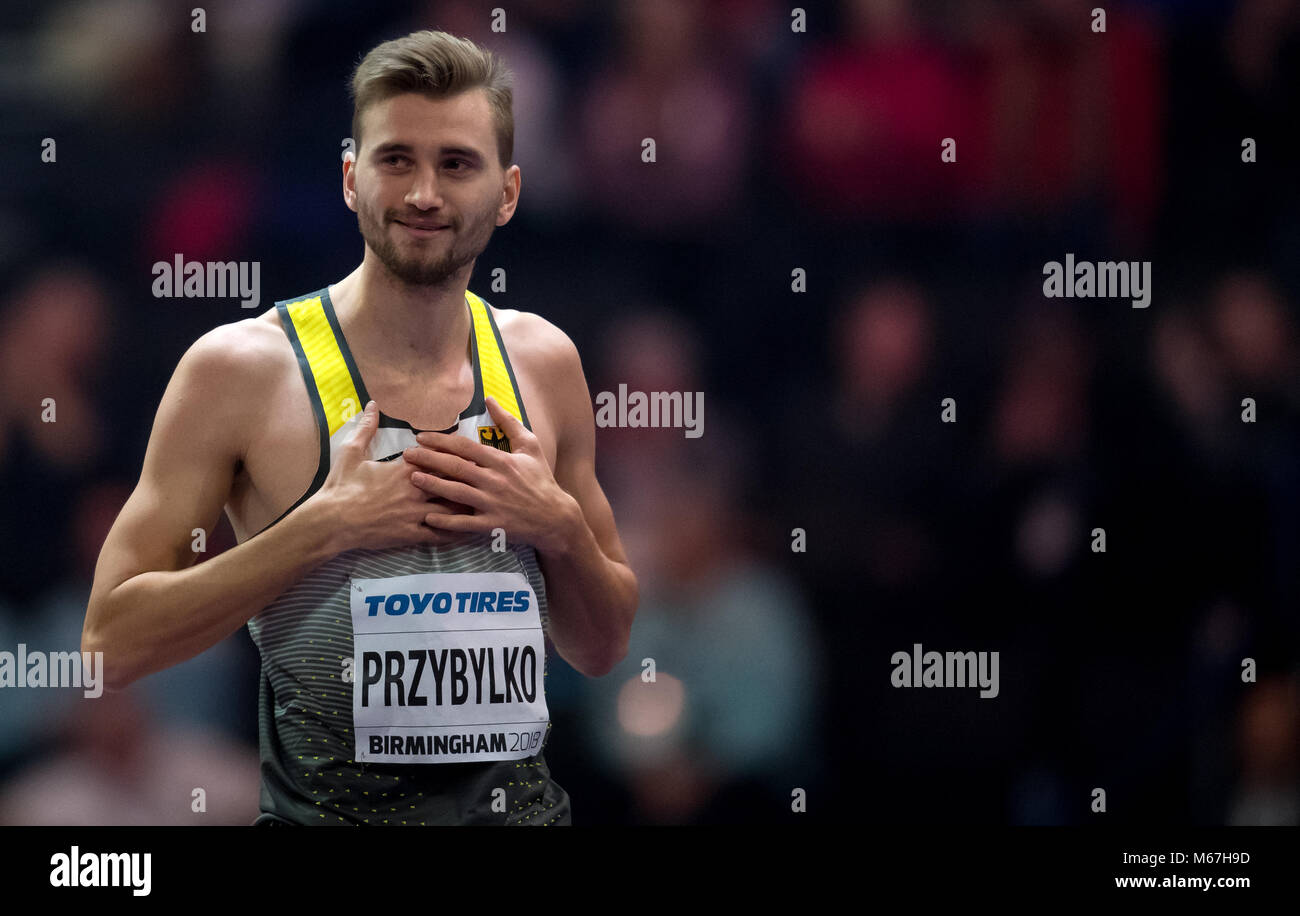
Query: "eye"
382 154 408 166
445 159 471 171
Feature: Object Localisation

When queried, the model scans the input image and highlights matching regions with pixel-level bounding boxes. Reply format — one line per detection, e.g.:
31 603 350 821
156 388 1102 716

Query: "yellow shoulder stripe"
283 295 362 437
466 290 523 423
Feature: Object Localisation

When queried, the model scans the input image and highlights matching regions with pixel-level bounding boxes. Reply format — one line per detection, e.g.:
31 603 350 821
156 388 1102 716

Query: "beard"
356 194 499 288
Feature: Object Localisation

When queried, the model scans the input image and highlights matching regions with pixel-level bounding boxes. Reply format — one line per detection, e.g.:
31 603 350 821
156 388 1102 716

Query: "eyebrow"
370 142 485 164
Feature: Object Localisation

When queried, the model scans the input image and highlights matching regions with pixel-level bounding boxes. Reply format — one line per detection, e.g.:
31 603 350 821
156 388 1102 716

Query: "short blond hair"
349 30 514 167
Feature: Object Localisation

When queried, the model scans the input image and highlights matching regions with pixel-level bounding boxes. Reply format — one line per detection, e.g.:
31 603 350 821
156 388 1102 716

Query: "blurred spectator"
0 690 260 825
35 0 191 122
579 430 823 823
1160 0 1300 268
779 0 971 221
1205 273 1300 665
775 278 991 819
1208 272 1298 395
1151 273 1300 665
588 307 708 581
988 300 1094 470
780 277 956 595
576 0 753 234
1151 305 1231 451
966 0 1164 244
0 264 110 606
1227 674 1299 825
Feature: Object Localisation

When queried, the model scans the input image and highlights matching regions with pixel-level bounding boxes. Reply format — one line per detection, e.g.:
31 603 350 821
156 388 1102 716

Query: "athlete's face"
345 90 519 288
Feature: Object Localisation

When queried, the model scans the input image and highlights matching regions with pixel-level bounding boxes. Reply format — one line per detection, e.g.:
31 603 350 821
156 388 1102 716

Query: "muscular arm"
523 327 638 678
82 325 338 691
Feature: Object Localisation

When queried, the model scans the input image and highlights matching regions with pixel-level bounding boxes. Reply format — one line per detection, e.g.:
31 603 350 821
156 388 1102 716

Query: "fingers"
402 445 488 484
423 496 472 515
483 394 520 434
410 470 487 509
414 429 509 469
346 400 379 459
484 395 538 454
422 510 487 533
408 506 479 547
415 521 466 548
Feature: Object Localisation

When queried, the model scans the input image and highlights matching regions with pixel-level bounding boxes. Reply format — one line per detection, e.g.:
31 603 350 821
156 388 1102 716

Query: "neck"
329 252 474 372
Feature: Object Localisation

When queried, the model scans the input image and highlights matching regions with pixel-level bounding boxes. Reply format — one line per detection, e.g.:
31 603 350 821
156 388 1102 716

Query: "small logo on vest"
478 425 511 451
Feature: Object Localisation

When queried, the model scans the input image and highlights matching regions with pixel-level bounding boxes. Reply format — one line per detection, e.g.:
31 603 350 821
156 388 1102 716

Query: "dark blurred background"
0 0 1296 825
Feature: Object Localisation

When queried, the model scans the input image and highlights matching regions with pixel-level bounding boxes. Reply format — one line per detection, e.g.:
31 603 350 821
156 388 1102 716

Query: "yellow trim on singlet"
466 290 523 423
283 296 362 437
282 289 524 434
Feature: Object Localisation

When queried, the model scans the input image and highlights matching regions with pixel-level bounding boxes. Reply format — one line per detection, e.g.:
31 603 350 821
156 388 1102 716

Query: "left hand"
402 395 579 553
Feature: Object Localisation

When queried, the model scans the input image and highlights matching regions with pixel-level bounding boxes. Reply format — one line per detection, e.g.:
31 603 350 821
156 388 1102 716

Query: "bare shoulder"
491 304 579 368
158 309 295 455
491 305 586 385
491 305 595 454
183 308 294 383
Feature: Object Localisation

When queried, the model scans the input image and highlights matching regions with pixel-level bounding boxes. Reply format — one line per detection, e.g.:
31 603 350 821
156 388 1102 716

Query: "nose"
405 164 443 210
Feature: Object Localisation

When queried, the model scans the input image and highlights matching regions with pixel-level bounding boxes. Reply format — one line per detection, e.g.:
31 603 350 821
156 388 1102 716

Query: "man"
82 30 638 825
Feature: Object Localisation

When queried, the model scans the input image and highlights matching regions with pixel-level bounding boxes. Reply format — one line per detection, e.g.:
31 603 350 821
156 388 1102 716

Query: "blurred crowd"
0 0 1296 824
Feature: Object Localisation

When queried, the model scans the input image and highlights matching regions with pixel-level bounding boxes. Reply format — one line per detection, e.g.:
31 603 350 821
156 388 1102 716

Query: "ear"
343 154 358 213
496 165 520 226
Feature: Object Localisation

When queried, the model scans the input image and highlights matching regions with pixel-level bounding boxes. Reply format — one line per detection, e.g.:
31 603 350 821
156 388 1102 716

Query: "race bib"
350 571 550 764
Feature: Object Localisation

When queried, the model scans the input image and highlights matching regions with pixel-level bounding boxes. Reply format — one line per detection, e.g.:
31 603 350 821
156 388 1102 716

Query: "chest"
226 341 556 543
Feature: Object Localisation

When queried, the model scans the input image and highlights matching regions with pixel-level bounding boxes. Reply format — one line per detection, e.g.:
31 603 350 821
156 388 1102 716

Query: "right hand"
310 400 466 552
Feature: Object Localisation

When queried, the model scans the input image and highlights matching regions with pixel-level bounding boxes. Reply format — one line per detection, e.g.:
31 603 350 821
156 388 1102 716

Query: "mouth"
394 220 449 237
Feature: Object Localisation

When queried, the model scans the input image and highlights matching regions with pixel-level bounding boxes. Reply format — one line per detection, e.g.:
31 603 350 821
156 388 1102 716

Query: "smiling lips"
396 219 449 234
